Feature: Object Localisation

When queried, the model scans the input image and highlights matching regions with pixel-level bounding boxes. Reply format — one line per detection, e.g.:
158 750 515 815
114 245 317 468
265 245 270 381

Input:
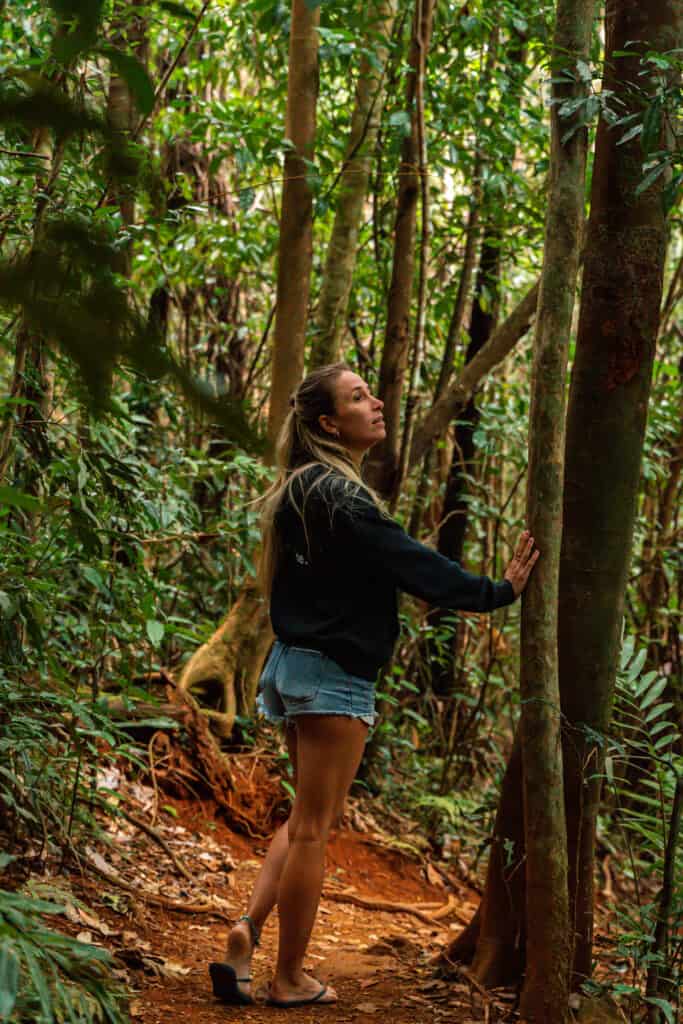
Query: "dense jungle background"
0 0 681 1022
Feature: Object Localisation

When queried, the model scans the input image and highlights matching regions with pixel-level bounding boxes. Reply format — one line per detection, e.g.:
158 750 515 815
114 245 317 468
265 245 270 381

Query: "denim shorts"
256 640 376 728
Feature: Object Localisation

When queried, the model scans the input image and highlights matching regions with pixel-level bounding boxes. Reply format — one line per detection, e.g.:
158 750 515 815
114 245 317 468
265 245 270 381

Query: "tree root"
322 887 465 926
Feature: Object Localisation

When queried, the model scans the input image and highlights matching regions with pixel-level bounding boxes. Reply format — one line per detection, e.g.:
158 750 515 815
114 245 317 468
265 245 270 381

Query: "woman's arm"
338 492 521 611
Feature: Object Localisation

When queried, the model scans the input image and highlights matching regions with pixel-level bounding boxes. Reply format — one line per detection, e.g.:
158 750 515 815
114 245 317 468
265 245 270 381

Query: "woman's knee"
288 811 333 845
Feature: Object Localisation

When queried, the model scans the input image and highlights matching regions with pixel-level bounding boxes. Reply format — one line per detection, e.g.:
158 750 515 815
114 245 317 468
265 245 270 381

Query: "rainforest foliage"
0 0 681 1021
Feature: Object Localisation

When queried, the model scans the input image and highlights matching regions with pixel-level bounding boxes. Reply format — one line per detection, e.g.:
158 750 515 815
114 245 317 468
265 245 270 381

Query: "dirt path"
67 795 508 1024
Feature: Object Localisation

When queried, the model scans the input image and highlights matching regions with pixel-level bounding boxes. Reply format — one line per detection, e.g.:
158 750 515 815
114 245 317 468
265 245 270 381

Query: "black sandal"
208 915 261 1006
209 962 254 1006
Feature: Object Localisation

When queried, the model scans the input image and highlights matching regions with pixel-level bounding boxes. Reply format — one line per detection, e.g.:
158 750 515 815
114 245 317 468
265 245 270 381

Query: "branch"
408 278 540 469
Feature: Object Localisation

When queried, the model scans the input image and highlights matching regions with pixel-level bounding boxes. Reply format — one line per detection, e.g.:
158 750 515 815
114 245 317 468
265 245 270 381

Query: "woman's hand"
504 530 540 597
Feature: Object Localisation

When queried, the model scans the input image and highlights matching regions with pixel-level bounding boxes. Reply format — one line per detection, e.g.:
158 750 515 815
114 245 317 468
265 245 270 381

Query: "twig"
117 806 193 882
85 851 231 921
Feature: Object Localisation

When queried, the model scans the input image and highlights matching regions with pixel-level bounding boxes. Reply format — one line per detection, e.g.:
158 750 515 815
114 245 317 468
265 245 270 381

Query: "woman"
209 362 539 1008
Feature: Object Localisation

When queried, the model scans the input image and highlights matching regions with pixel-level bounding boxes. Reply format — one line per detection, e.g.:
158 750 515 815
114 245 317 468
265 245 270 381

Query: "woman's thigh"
288 715 367 838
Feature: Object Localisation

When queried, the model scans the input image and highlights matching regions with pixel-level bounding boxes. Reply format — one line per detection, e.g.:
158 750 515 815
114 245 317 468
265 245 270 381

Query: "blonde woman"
209 363 538 1008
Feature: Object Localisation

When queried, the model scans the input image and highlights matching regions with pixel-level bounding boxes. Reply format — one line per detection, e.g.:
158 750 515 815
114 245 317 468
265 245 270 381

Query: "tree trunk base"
177 580 272 738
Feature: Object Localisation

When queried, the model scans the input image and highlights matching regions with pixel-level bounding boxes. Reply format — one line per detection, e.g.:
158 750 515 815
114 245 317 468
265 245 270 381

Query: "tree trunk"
441 0 681 998
518 0 596 1017
425 231 501 697
394 0 430 510
180 0 322 728
364 0 436 498
310 0 397 369
267 0 320 444
559 0 683 986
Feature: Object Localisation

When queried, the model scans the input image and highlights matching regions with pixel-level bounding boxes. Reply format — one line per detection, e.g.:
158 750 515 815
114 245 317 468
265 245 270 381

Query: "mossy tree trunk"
517 2 596 1017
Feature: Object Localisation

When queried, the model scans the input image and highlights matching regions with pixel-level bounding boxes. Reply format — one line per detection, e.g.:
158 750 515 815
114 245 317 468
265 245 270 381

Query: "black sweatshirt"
270 463 516 681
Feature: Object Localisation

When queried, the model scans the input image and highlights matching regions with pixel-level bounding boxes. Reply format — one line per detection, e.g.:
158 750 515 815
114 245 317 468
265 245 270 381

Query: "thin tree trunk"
518 0 596 1016
559 0 683 987
310 0 397 369
394 0 430 510
180 0 321 728
267 0 320 445
364 0 436 498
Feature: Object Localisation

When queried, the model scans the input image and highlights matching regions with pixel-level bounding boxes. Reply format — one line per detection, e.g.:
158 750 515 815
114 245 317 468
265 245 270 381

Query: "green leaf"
617 123 642 146
645 701 674 723
635 161 667 197
625 648 647 683
158 0 196 19
100 46 155 116
16 941 52 1023
0 486 41 512
82 566 106 593
0 943 20 1019
145 619 165 647
645 997 676 1024
639 677 668 711
635 670 659 697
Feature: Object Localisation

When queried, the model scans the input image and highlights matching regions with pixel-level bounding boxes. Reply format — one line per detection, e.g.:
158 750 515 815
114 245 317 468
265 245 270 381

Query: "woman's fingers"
504 535 540 596
515 530 530 557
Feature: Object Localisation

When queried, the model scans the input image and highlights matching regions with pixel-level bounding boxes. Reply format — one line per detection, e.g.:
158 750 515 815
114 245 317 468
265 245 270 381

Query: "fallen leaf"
355 1002 378 1013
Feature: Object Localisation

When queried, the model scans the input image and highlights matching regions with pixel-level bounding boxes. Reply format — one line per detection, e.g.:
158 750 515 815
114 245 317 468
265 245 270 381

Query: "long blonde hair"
258 362 384 596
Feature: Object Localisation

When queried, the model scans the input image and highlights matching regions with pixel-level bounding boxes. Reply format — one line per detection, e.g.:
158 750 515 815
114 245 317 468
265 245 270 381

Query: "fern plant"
0 891 128 1024
596 636 682 1024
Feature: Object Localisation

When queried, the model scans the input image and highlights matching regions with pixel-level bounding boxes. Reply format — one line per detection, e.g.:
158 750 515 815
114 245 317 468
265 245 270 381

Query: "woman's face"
321 370 385 458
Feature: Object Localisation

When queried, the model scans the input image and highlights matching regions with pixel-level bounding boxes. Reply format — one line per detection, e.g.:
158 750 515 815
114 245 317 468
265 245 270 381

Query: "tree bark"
267 0 320 445
518 0 596 1018
310 0 397 369
559 0 683 986
364 0 436 498
180 0 322 727
441 0 682 998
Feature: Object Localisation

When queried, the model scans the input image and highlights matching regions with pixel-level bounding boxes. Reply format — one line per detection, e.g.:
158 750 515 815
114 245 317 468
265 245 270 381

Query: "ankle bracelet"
238 914 261 948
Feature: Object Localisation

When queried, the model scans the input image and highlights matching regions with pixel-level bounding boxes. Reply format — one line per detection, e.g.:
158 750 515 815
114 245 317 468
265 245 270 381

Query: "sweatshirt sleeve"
336 486 515 612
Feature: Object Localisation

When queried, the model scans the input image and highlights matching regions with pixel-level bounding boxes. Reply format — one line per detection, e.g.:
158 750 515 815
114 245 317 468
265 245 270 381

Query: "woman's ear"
319 415 340 439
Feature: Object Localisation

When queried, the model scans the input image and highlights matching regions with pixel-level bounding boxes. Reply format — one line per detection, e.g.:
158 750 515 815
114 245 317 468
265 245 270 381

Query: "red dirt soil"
65 793 498 1024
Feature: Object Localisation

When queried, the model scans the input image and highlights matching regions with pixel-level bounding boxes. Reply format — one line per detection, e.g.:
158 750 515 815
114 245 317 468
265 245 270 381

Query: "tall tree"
179 0 321 729
310 0 397 369
440 0 682 996
517 0 596 1016
559 0 683 986
267 0 320 444
364 0 436 499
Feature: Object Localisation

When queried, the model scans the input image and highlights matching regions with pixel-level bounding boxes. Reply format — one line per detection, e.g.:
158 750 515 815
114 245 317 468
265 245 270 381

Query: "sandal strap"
238 914 261 948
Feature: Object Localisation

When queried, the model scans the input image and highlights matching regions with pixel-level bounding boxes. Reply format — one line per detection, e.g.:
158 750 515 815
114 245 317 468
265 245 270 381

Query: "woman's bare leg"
270 714 367 1004
223 724 298 995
